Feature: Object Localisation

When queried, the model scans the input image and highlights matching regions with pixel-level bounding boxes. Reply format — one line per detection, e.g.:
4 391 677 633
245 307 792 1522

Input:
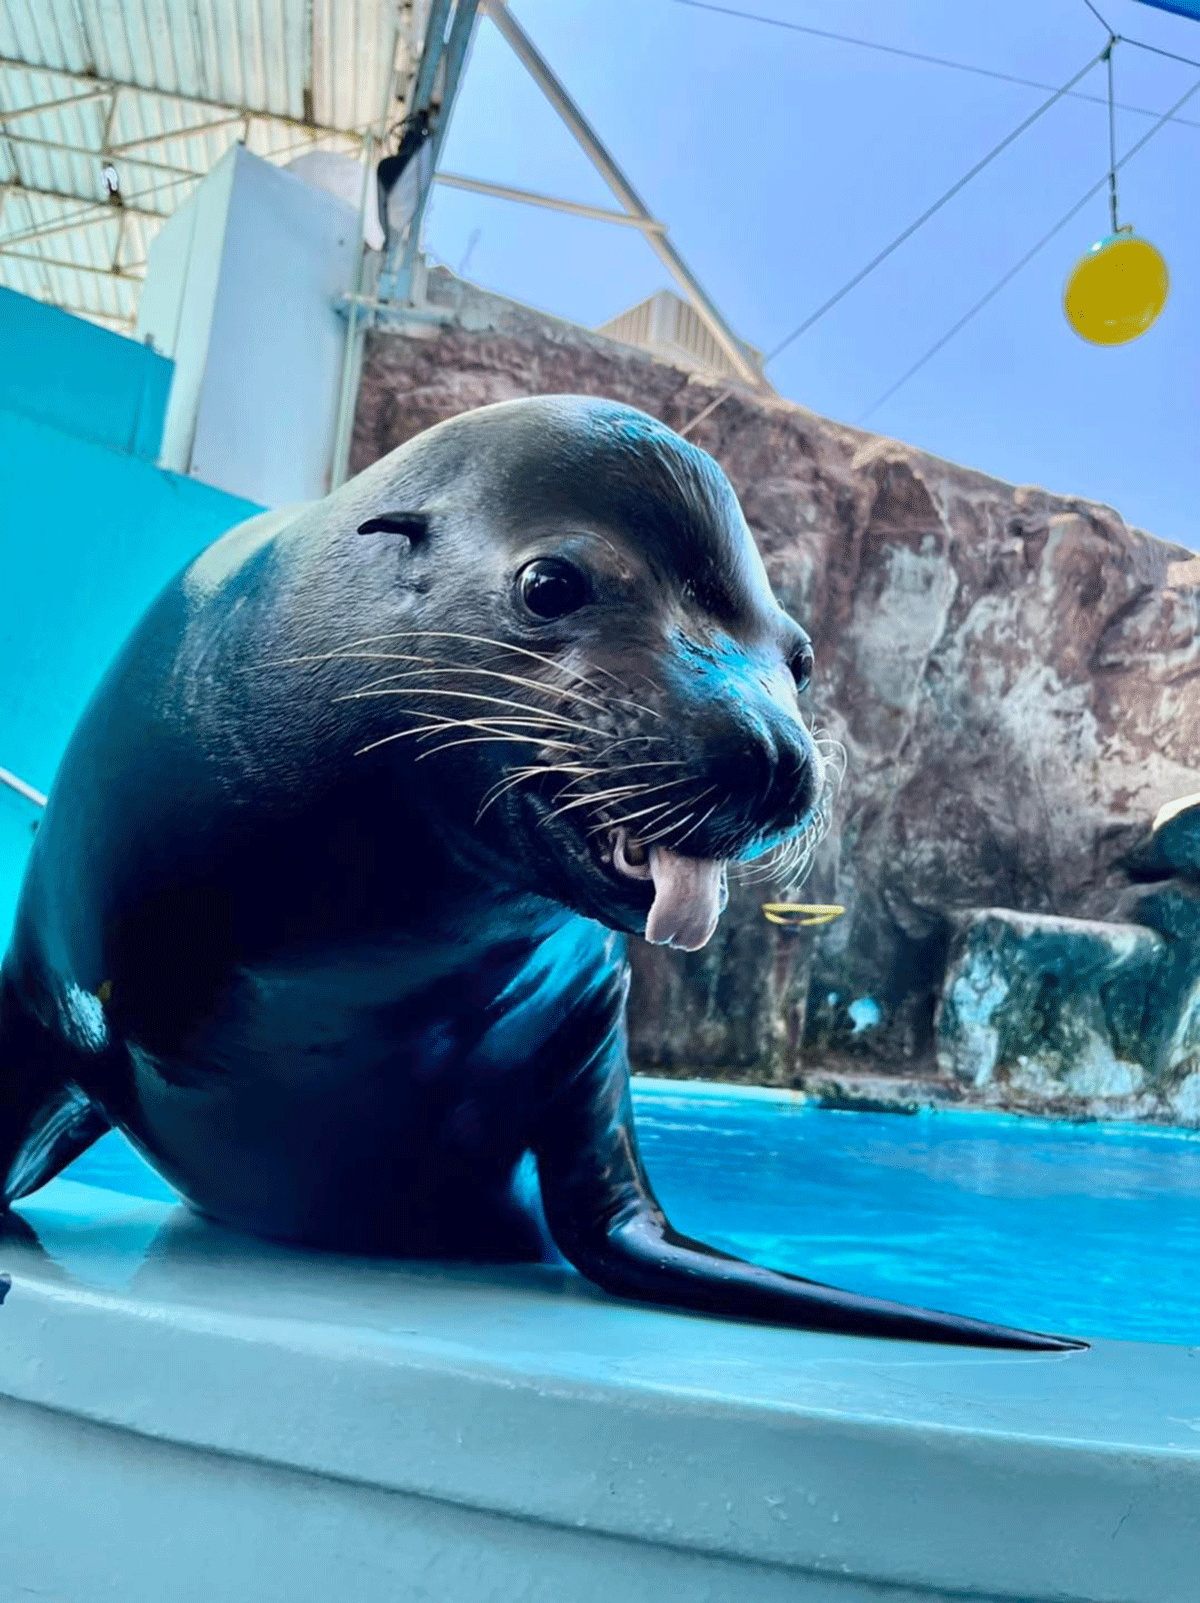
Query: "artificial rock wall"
350 297 1200 1123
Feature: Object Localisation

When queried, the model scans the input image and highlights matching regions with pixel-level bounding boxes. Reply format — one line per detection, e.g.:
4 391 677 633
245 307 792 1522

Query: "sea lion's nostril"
771 727 820 819
743 725 777 805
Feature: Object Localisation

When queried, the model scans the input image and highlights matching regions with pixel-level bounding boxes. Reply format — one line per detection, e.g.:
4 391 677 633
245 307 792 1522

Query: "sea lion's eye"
789 641 815 694
516 558 590 620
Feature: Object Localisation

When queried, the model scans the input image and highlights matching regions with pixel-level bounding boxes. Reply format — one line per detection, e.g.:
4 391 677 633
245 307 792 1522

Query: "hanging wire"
671 0 1076 87
1080 0 1115 34
856 71 1200 426
1106 38 1121 233
670 2 1200 130
1122 35 1200 72
677 43 1108 437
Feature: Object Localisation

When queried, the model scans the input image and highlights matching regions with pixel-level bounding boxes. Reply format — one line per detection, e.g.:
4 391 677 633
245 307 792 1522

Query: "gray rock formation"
930 800 1200 1125
937 910 1164 1118
350 300 1200 1122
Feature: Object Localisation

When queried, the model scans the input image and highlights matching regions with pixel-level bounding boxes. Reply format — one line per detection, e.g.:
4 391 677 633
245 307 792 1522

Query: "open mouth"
600 824 729 953
523 786 729 953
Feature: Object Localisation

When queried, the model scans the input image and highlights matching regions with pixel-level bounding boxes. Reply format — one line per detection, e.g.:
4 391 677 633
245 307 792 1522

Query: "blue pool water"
61 1081 1200 1345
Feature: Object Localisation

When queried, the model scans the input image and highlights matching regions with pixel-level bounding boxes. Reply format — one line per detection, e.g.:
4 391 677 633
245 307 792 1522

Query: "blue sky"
427 0 1200 551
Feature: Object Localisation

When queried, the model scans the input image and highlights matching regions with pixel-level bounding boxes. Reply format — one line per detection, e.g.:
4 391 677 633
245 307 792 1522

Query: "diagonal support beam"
435 170 667 230
481 0 766 391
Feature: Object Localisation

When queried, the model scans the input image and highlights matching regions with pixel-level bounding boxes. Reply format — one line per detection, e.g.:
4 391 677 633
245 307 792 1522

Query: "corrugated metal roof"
0 0 427 331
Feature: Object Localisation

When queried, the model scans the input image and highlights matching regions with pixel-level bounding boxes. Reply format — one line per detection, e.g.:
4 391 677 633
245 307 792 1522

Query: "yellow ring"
761 902 846 928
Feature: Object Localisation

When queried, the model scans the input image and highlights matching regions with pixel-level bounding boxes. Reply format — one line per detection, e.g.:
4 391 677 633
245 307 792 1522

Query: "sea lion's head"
334 396 835 952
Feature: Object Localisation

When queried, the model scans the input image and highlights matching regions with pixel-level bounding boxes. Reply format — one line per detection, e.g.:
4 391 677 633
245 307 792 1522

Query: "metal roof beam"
0 127 201 182
0 247 142 282
0 114 340 252
435 170 667 230
0 53 367 142
0 201 142 248
0 181 168 222
481 0 766 391
107 111 250 154
0 86 111 125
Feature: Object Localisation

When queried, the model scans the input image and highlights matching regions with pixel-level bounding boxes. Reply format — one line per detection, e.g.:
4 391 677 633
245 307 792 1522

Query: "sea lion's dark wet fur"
0 397 1078 1349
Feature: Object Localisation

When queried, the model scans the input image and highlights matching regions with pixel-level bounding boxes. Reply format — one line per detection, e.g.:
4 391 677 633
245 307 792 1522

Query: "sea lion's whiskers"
543 781 668 826
642 807 696 846
627 787 719 848
740 815 825 892
403 713 579 739
356 720 582 759
587 801 679 842
334 684 600 738
415 731 588 763
593 734 677 762
737 840 806 886
475 763 601 823
596 757 685 770
670 798 722 850
416 738 583 762
271 638 662 727
732 725 845 889
316 630 663 721
337 661 641 726
812 726 847 766
550 782 694 835
632 792 717 843
582 781 697 837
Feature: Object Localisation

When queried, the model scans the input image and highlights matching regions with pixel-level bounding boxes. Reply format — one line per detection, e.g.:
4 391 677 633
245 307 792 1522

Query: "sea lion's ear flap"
356 512 429 546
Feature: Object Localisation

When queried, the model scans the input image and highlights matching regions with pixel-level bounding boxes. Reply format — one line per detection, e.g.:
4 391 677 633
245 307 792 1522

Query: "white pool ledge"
1 1176 1198 1603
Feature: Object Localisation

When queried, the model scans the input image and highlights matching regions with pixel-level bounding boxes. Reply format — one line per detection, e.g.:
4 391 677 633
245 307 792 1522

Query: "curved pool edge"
1 1177 1197 1603
633 1071 1200 1139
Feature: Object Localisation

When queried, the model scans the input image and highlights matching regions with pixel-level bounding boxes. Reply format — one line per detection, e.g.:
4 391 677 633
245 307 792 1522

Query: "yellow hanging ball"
1064 231 1169 346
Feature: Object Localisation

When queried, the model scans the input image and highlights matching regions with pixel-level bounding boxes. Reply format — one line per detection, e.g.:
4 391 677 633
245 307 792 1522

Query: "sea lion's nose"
762 717 822 823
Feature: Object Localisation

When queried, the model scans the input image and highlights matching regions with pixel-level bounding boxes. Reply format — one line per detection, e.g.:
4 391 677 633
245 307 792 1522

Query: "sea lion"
0 397 1078 1349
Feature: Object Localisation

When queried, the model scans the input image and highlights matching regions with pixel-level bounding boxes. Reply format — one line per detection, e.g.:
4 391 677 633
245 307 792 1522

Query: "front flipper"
0 973 109 1207
536 1068 1085 1351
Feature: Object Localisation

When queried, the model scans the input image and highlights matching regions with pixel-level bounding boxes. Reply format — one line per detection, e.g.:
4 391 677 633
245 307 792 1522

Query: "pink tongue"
644 846 724 952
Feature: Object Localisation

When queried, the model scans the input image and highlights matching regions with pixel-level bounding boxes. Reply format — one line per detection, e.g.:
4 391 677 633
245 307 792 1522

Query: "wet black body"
0 397 1077 1349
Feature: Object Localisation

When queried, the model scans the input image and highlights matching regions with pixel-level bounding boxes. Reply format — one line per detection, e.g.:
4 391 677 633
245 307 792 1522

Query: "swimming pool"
61 1076 1200 1345
635 1084 1200 1346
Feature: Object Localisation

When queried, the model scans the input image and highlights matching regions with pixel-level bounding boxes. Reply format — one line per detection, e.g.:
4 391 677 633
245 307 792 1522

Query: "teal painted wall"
0 289 261 938
0 286 173 461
